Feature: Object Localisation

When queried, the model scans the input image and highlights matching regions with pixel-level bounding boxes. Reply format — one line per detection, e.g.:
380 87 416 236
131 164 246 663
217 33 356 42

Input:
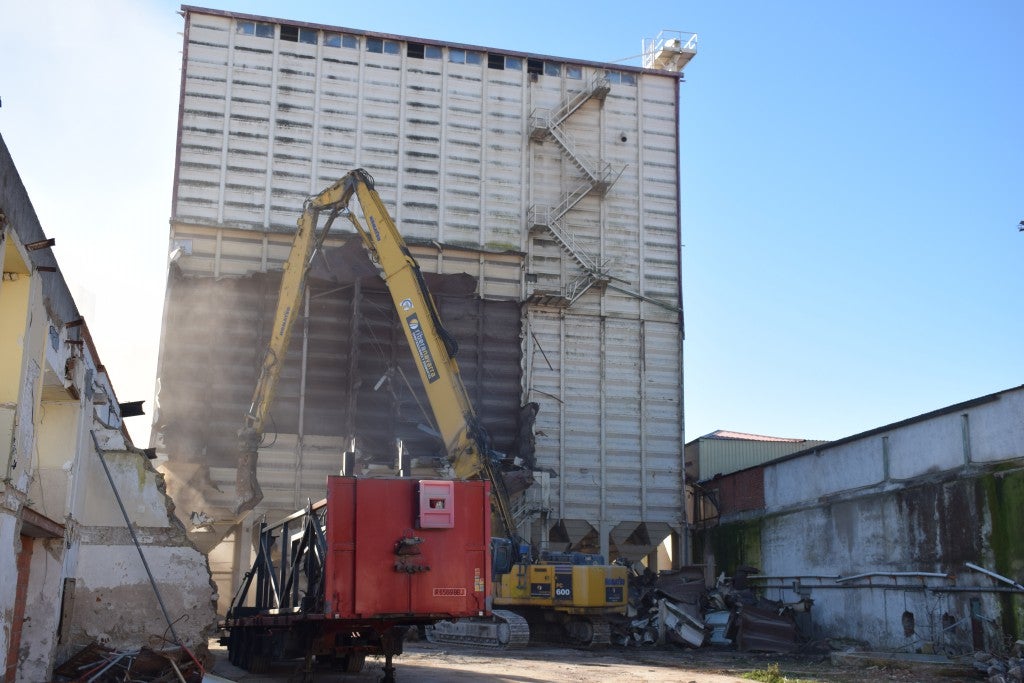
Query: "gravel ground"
204 638 972 683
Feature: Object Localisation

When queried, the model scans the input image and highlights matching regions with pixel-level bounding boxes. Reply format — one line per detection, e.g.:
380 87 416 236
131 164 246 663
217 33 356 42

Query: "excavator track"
560 615 611 647
426 609 530 648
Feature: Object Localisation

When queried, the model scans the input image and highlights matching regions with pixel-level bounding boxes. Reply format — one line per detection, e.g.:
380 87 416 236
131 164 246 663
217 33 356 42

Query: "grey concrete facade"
700 386 1024 652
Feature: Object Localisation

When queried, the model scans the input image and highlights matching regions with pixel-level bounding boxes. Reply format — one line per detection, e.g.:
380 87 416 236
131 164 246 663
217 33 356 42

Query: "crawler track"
426 609 530 648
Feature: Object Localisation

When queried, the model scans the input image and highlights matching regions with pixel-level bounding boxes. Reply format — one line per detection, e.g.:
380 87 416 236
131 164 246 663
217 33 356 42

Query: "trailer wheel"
226 628 239 666
236 627 251 670
320 652 366 673
247 629 269 674
342 653 366 673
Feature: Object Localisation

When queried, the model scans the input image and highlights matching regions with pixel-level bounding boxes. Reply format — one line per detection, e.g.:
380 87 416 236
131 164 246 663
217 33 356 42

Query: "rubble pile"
974 641 1024 682
610 564 807 654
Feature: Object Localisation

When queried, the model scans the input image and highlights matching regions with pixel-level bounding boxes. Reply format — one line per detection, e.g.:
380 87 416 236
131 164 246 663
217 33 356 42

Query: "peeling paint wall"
0 512 17 677
17 537 62 679
706 387 1024 651
0 134 218 681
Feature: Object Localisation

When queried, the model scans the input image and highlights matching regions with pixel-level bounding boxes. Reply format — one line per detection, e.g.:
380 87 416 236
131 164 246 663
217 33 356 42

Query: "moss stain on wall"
709 518 761 575
981 467 1024 640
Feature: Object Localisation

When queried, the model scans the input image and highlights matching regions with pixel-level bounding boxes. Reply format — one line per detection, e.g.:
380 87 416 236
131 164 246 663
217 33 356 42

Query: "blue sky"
2 1 1021 445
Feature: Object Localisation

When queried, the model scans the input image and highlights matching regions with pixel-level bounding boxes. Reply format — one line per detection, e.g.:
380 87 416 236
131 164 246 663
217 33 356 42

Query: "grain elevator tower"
155 6 695 610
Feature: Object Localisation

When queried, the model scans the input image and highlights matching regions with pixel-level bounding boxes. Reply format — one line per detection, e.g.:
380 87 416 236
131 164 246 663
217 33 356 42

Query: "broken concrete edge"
110 439 224 606
56 443 220 669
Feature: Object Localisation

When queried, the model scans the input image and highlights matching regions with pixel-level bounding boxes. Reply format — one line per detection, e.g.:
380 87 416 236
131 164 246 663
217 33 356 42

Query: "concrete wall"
703 387 1024 651
0 134 218 681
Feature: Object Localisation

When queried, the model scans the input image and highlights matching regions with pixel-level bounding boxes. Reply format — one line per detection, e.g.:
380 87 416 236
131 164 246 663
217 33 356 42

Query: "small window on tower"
526 58 543 75
325 32 358 48
544 62 560 77
487 53 505 70
368 38 400 54
280 25 299 42
236 21 274 38
408 42 426 59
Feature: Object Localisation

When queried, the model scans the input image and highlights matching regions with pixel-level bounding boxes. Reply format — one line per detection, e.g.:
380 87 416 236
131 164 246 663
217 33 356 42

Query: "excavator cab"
491 537 516 576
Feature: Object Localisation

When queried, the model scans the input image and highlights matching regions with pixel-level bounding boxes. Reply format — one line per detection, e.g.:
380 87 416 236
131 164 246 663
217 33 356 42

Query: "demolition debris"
611 564 805 653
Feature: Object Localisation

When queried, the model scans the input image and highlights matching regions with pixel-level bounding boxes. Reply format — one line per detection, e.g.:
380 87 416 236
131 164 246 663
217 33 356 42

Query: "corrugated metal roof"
701 430 810 443
686 430 831 481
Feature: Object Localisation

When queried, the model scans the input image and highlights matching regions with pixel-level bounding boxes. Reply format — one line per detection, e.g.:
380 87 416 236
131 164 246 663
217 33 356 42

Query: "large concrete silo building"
154 6 695 607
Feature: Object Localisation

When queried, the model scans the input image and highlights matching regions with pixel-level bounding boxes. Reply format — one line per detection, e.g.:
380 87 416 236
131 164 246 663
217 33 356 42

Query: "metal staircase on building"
528 74 610 138
527 75 621 307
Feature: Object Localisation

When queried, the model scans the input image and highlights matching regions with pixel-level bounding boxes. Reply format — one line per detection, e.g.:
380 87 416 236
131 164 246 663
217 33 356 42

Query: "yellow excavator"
237 168 628 647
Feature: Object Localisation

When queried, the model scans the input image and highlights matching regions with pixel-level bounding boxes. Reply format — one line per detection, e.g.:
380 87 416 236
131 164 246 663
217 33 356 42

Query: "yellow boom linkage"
236 169 516 537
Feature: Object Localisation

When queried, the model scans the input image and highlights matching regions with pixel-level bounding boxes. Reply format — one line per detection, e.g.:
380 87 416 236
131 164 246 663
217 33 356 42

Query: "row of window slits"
233 19 637 84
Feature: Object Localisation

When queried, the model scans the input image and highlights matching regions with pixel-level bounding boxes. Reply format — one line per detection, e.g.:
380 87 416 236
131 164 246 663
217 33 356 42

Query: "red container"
324 476 491 620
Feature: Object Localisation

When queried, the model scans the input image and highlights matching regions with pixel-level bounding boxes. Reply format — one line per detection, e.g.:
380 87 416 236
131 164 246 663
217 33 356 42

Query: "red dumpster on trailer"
325 476 491 618
224 476 492 681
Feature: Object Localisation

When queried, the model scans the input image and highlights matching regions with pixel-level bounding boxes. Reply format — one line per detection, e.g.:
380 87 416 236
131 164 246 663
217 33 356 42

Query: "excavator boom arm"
239 169 517 536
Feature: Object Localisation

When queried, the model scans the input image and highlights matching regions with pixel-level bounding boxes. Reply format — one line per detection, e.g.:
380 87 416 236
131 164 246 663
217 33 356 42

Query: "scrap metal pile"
53 643 204 682
610 564 809 653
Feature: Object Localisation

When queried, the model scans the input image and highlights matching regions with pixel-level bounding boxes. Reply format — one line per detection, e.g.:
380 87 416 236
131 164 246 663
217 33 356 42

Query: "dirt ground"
204 638 973 683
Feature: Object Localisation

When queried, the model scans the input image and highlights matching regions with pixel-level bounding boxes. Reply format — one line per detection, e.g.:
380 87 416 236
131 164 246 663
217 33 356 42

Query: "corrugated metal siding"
525 311 683 531
697 439 830 480
178 14 534 248
164 8 686 561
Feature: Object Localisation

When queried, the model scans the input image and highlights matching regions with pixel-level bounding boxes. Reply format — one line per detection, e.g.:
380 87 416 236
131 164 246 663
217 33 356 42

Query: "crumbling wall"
16 536 63 679
0 511 17 675
56 450 218 665
2 131 218 681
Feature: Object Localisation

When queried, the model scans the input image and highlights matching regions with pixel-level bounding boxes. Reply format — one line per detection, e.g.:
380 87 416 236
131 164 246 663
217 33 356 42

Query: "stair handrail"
549 74 612 128
546 215 601 272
